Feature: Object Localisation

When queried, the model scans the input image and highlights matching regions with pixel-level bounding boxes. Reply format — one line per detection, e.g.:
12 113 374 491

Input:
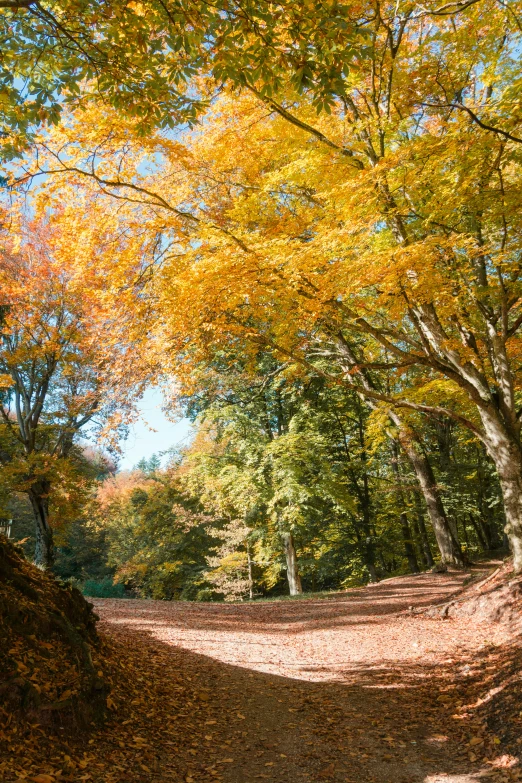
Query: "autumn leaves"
2 0 522 573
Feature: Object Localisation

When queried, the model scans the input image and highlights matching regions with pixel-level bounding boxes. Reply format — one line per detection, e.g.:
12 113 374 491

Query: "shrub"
82 578 127 598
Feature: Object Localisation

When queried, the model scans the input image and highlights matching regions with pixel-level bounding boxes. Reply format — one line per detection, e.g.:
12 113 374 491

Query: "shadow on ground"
95 572 470 636
89 574 518 783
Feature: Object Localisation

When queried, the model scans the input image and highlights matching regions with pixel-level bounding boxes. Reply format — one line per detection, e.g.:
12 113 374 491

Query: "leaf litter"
2 569 522 783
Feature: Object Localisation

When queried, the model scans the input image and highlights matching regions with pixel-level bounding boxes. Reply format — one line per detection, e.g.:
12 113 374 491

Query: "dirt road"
90 572 518 783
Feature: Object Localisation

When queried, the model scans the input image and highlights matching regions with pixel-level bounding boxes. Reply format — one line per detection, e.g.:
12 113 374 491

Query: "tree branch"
0 0 34 6
231 320 486 440
415 0 483 17
25 154 254 254
422 101 522 144
247 86 365 169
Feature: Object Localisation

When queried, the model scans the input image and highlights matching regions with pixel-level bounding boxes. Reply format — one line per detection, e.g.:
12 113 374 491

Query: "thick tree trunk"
493 459 522 572
282 532 303 596
28 485 53 569
398 434 464 567
478 409 522 572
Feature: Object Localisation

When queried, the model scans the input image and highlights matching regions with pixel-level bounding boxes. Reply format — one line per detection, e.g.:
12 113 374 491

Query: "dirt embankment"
422 560 522 626
0 535 108 729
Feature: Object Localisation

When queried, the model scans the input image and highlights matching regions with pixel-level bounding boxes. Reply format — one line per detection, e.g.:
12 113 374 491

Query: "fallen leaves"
3 570 522 783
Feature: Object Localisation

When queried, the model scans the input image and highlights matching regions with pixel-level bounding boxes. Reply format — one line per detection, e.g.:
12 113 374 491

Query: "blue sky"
118 387 193 470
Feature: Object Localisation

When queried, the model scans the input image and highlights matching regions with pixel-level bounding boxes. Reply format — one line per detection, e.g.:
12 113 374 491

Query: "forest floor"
72 566 522 783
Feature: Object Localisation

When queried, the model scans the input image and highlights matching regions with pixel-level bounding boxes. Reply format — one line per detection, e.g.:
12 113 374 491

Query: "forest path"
93 571 515 783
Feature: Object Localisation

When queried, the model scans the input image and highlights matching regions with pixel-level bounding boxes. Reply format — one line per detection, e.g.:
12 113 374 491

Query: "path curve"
90 571 515 783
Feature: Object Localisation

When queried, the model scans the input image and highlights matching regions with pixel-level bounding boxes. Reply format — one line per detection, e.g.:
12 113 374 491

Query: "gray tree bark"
397 434 463 567
479 413 522 571
282 532 303 596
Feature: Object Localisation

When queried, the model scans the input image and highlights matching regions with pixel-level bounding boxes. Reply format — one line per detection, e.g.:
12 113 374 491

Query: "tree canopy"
1 0 521 584
3 9 522 783
4 0 519 152
0 210 152 566
1 0 367 156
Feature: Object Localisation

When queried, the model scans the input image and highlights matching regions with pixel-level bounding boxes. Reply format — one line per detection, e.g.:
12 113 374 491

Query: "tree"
25 95 466 567
4 0 516 156
135 453 162 475
94 468 215 600
24 99 463 566
0 213 148 567
0 0 365 156
179 354 430 589
22 1 522 566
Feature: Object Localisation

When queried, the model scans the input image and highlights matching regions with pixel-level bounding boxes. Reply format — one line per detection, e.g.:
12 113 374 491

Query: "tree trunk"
355 412 378 583
334 336 459 568
390 443 419 573
468 513 487 551
365 552 379 583
399 513 420 573
460 514 469 550
282 532 302 596
491 455 522 572
359 510 378 583
413 495 435 568
397 433 464 567
478 409 522 573
352 522 379 582
247 543 254 600
412 514 428 569
28 483 53 569
475 447 502 549
481 515 502 551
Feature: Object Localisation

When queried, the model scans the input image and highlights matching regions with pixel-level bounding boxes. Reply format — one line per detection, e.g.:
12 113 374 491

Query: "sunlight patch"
425 774 489 782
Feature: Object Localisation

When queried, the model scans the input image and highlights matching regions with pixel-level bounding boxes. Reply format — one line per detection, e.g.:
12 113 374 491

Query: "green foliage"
53 516 115 585
95 470 218 600
181 356 411 595
134 454 162 475
0 0 365 156
176 349 507 596
82 578 127 599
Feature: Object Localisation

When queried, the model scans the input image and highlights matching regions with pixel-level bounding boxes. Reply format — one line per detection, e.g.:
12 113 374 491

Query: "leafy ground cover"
4 562 522 783
0 537 108 740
